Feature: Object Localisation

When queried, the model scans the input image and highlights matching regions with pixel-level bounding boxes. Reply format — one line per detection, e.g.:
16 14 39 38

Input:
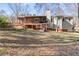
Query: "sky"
0 3 78 16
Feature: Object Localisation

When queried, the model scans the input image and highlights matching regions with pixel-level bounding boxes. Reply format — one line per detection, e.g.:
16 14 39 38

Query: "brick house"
12 16 48 31
10 9 76 32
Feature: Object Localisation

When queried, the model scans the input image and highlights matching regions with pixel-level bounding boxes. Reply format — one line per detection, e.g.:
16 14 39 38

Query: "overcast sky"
0 3 78 16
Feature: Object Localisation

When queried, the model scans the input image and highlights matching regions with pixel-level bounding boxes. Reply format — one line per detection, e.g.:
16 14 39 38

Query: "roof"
18 16 73 20
53 16 73 19
18 16 46 19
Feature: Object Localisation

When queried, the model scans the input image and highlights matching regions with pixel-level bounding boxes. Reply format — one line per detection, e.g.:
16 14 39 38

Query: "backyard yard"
0 29 79 55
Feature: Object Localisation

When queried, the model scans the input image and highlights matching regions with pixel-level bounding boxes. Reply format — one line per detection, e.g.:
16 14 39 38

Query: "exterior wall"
13 25 24 29
48 22 53 29
57 17 62 29
73 16 79 31
45 9 52 29
45 9 51 21
17 16 47 30
62 18 73 31
53 17 62 30
53 16 74 32
12 15 74 32
53 17 57 29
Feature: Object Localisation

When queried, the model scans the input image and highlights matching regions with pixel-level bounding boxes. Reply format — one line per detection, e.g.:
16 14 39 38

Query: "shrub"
0 16 8 28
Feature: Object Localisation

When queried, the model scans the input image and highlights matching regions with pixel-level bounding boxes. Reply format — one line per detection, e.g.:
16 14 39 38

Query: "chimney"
45 9 51 21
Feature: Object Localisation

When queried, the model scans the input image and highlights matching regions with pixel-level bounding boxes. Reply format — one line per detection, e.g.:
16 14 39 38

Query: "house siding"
62 18 73 31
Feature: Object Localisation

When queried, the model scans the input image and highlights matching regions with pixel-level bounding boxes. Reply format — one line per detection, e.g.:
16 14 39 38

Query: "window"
62 18 65 21
69 18 71 21
34 18 40 23
57 16 61 20
51 17 54 22
39 18 45 23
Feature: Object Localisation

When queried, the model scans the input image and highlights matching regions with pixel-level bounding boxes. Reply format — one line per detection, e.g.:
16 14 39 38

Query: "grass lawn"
0 29 79 44
0 29 79 55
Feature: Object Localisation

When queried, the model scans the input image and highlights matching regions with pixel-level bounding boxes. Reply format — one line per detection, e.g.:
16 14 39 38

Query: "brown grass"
0 30 79 55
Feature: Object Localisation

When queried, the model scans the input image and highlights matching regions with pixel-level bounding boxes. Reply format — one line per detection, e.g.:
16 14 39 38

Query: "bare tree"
34 3 45 15
0 9 8 16
8 3 29 20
